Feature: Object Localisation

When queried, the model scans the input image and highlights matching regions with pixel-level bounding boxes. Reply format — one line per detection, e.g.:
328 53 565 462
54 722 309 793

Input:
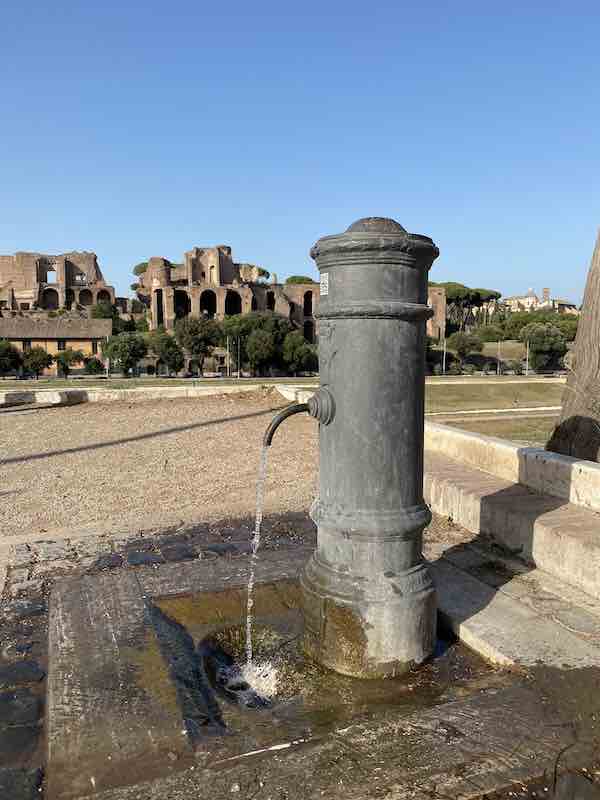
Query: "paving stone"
4 600 46 621
9 568 30 584
0 689 41 727
202 542 239 557
70 537 112 557
123 538 157 553
160 542 198 562
32 541 72 561
89 553 123 572
230 541 253 557
31 558 76 578
0 660 45 687
0 726 40 765
126 551 164 567
10 545 34 568
0 766 43 800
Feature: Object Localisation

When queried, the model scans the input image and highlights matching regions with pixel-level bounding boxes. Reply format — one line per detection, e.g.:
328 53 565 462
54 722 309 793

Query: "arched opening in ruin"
79 289 93 306
97 289 112 305
251 294 258 311
266 291 276 311
200 290 217 319
303 320 314 343
155 289 164 327
65 289 75 310
303 290 313 317
225 290 242 316
174 290 191 319
41 288 59 310
156 359 169 376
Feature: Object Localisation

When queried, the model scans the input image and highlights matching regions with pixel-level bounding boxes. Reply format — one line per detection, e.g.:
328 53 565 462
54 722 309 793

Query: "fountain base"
301 551 437 678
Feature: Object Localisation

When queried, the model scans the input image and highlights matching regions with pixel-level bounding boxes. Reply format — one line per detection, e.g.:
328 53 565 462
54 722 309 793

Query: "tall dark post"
301 217 439 678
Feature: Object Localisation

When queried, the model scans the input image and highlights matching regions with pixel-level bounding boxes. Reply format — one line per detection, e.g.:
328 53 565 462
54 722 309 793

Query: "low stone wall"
425 421 600 515
0 384 267 408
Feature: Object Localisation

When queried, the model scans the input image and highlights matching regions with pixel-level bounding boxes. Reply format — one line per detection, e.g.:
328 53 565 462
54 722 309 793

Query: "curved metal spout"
263 403 309 447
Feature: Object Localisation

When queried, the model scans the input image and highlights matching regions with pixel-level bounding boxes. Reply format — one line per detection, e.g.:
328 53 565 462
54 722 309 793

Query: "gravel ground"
0 390 319 542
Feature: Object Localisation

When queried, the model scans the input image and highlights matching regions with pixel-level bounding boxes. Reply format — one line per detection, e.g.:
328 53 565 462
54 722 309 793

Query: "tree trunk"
547 229 600 461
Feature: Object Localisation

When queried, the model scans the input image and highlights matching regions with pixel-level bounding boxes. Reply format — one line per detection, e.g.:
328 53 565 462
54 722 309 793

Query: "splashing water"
246 445 269 666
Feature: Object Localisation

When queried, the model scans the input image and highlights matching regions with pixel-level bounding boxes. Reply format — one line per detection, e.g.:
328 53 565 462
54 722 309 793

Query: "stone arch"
303 320 314 343
174 290 191 319
79 289 93 306
97 289 112 305
303 290 313 317
41 288 59 310
266 291 276 312
200 290 217 319
225 290 242 316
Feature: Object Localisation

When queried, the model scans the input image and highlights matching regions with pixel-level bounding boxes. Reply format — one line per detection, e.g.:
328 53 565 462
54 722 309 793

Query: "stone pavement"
0 521 306 799
2 515 600 798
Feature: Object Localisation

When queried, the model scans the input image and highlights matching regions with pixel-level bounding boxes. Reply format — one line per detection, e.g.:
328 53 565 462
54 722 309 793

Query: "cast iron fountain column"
301 216 439 678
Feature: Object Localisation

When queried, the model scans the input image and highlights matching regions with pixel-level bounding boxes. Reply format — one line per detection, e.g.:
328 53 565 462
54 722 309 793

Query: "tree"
283 330 316 374
547 231 600 461
431 282 501 331
285 275 316 284
84 357 105 375
23 347 52 378
174 317 220 371
246 329 276 374
447 332 483 363
55 348 85 378
0 340 23 376
221 312 292 370
133 262 148 276
471 324 505 343
91 302 136 335
518 323 566 372
103 333 147 376
90 302 113 320
147 331 185 375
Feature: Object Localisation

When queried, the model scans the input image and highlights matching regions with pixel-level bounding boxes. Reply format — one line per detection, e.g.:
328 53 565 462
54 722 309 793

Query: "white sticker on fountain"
320 272 329 296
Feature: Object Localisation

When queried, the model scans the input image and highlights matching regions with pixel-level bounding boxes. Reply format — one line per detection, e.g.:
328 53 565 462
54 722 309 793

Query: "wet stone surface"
0 689 41 726
0 766 43 799
0 660 45 687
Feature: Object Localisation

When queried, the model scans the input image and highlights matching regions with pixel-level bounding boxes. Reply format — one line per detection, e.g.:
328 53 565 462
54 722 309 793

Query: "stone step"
424 449 600 600
427 550 600 668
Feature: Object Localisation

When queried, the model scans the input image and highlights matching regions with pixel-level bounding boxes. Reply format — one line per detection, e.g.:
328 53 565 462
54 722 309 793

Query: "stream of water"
245 445 269 666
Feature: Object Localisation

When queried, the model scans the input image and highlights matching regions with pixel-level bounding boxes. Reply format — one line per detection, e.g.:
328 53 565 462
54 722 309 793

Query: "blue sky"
1 1 598 301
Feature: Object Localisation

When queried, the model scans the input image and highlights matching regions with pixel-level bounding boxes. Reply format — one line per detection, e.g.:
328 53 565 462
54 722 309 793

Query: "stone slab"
74 682 598 800
47 543 600 799
424 450 600 599
425 421 600 514
431 558 600 667
47 548 312 800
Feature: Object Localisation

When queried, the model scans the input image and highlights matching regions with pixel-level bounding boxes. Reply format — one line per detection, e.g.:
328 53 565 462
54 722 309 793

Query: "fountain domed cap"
310 216 439 265
346 217 407 234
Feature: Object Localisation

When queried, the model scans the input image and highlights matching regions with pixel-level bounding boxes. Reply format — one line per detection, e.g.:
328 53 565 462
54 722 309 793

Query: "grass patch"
446 415 558 446
482 339 525 360
424 381 564 413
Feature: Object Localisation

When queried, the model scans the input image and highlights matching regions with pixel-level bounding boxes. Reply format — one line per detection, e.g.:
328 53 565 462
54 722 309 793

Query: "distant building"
0 251 116 312
427 286 446 341
136 244 318 344
504 287 578 316
0 315 111 376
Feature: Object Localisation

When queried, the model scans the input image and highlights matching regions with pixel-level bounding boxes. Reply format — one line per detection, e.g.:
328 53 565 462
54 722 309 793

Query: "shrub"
0 340 23 375
23 347 53 378
447 332 483 362
84 357 105 375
